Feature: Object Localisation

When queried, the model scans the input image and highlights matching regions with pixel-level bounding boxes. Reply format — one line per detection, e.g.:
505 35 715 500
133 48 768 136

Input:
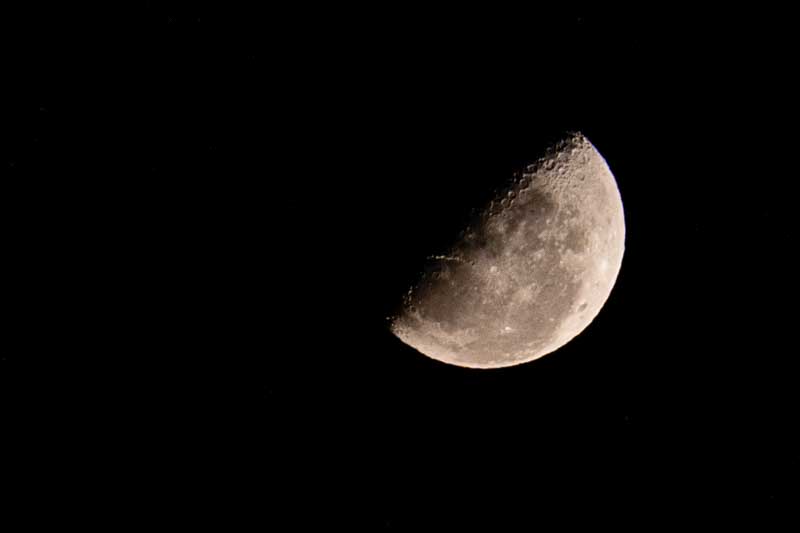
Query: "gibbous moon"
390 133 625 369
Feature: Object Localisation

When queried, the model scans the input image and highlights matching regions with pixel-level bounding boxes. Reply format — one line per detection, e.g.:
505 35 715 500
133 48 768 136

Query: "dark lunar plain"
2 5 799 529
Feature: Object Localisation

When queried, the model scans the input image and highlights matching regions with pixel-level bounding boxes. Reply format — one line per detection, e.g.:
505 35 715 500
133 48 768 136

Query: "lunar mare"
390 132 625 368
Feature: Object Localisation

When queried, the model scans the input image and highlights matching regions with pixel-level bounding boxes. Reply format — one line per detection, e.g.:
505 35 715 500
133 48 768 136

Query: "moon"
390 133 625 369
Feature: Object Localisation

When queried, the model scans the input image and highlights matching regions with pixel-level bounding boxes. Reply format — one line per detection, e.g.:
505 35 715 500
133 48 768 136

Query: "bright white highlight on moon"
390 132 625 369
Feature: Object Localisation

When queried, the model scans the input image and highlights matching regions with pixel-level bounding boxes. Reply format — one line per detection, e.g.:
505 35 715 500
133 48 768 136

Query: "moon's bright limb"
390 133 625 369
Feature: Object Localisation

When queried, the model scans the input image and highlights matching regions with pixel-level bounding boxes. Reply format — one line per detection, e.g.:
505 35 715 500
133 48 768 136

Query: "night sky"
3 5 798 528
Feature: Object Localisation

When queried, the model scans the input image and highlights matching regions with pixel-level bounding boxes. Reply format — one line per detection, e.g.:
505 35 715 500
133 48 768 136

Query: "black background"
3 5 798 528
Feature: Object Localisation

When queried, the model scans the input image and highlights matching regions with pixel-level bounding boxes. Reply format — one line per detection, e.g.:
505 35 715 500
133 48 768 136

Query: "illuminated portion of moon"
390 133 625 368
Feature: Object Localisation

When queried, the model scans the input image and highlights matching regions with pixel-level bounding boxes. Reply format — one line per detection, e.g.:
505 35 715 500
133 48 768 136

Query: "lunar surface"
390 132 625 368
